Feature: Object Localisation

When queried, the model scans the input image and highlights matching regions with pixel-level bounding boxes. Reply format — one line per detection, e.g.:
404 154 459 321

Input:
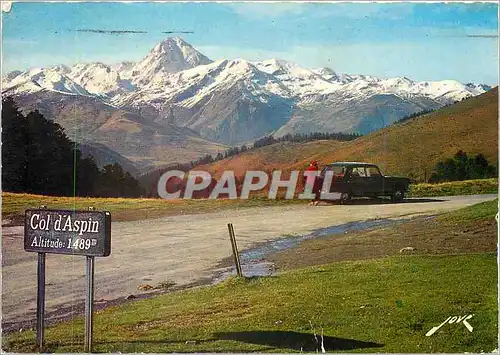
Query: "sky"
2 2 498 85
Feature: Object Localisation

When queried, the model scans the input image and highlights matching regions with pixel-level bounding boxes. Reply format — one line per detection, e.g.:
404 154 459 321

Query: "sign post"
85 256 95 353
36 252 46 352
24 208 111 353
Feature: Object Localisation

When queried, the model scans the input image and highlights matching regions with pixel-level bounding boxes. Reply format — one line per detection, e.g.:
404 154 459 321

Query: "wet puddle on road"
214 218 410 282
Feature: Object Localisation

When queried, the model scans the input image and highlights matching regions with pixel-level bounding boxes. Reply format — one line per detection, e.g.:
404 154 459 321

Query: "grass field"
438 198 499 223
1 192 305 223
2 178 497 224
269 199 498 271
408 178 498 198
3 254 497 353
3 200 498 353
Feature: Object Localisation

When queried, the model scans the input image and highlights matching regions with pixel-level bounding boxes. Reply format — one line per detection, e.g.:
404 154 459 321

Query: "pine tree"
2 97 144 198
1 97 28 192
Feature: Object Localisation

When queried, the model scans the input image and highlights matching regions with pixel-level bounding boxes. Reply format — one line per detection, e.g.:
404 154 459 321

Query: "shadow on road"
214 330 384 351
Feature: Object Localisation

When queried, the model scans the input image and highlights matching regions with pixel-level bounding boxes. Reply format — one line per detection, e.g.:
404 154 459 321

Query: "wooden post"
227 223 243 277
35 253 46 352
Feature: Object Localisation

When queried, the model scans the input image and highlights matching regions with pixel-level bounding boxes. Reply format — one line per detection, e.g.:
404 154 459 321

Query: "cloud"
74 29 148 35
162 31 194 34
70 29 197 36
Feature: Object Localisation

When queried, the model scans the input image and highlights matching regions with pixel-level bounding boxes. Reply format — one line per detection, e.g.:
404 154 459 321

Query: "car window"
321 165 346 177
350 167 366 178
332 166 346 175
366 166 381 177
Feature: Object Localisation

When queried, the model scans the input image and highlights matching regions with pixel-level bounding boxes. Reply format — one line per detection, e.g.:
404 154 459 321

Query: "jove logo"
425 314 474 336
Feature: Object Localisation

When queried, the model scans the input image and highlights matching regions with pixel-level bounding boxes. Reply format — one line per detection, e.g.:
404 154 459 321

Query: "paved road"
2 194 497 328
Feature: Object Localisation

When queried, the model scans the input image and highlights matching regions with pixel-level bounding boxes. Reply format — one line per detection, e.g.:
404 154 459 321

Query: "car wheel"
392 188 405 203
340 191 351 205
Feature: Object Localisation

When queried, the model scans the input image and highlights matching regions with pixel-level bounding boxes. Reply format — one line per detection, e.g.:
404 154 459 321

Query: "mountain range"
2 37 491 170
195 87 498 183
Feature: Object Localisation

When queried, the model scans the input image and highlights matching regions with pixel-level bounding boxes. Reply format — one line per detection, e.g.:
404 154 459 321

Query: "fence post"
227 223 243 277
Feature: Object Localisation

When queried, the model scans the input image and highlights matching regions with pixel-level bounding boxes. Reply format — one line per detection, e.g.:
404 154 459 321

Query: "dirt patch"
269 217 497 271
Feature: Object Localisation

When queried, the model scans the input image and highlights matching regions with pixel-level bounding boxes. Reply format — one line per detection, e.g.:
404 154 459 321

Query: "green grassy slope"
4 254 497 353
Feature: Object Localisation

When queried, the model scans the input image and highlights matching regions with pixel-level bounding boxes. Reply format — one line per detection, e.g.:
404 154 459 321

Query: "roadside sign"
24 207 111 353
24 209 111 257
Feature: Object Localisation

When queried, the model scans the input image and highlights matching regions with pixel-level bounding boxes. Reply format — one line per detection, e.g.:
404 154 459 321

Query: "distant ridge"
2 37 492 168
193 87 498 181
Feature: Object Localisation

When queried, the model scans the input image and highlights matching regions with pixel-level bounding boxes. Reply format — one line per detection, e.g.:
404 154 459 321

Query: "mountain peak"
131 37 212 84
152 37 189 53
148 37 211 66
157 36 188 46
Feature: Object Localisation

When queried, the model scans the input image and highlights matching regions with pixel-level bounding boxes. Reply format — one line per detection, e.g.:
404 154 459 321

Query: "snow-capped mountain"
67 62 136 96
2 67 91 96
111 61 135 78
129 37 213 86
2 37 491 162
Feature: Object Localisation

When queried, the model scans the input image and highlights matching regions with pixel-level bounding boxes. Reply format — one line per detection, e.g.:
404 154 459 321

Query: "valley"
2 37 491 171
193 87 498 182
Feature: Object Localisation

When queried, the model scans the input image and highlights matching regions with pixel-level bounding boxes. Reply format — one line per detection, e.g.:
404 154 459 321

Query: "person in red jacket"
304 161 320 205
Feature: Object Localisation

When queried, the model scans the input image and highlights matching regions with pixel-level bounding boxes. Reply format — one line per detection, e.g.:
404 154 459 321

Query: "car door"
320 165 347 195
365 166 385 195
347 166 368 196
